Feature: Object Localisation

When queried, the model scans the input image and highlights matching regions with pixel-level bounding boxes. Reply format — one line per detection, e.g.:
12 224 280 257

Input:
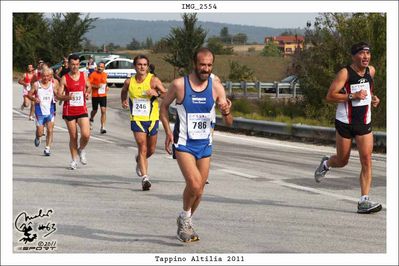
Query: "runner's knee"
359 154 372 168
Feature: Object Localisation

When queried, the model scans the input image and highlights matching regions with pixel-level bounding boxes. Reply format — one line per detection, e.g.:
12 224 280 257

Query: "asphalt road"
11 82 386 256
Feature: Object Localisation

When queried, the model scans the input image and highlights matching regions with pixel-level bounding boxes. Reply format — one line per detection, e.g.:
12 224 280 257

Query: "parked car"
264 75 299 93
50 52 124 74
281 75 298 85
80 57 136 88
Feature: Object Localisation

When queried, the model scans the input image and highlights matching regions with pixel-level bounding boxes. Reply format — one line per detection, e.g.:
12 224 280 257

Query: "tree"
152 38 170 53
228 60 255 81
207 37 233 55
293 13 386 128
105 42 120 51
145 37 153 49
126 38 141 50
260 42 282 57
232 33 248 45
220 26 231 44
164 13 207 76
48 13 97 62
13 13 50 69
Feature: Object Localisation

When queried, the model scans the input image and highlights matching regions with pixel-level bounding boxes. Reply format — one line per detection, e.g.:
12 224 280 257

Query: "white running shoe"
70 160 78 170
78 149 87 165
142 175 151 191
44 147 51 156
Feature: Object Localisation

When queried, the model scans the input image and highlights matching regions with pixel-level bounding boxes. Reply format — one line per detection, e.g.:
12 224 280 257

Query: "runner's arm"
26 83 39 103
18 74 27 86
214 80 233 126
55 76 71 101
150 76 167 98
159 80 178 155
120 78 130 109
84 73 91 99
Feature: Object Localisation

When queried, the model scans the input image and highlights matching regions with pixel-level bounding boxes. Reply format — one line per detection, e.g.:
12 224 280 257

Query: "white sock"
180 209 191 218
142 175 148 180
360 195 369 202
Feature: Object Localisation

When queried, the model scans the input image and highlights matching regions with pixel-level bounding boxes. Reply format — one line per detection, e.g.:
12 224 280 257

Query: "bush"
232 98 256 114
228 60 255 81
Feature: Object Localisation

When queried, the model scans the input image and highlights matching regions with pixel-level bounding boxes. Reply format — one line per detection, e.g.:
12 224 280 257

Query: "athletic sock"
180 209 191 218
360 195 369 202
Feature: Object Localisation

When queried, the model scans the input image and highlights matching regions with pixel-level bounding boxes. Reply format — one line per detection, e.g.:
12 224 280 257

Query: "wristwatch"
348 93 354 100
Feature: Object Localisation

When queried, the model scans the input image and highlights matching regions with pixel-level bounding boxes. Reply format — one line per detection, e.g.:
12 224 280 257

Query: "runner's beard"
195 69 211 81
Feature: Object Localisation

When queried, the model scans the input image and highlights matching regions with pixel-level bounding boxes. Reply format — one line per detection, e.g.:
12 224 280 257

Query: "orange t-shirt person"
88 62 109 134
89 67 108 98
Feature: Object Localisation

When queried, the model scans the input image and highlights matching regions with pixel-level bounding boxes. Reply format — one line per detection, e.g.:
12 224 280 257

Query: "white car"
80 57 136 88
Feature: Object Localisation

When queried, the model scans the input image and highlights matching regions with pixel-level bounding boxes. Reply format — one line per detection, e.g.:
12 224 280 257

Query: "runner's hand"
121 99 129 109
218 98 231 115
165 133 173 155
372 95 380 107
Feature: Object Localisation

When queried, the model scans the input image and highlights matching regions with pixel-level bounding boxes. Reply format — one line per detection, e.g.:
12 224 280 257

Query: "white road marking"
213 162 386 207
219 168 258 179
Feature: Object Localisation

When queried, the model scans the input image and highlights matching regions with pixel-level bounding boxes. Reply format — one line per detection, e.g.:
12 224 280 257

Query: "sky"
86 12 318 28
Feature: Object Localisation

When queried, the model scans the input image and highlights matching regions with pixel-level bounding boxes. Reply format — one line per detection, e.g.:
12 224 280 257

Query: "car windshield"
281 75 297 83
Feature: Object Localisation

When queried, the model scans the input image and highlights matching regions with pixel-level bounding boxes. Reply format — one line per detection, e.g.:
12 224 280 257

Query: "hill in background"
84 18 305 46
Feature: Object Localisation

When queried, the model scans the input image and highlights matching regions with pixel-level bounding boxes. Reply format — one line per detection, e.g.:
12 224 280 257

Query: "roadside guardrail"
169 106 386 149
222 81 300 98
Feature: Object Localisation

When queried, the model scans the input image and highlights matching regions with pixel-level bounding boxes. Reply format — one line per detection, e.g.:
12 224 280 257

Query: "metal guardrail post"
226 81 232 96
274 81 279 98
241 81 247 97
255 81 261 99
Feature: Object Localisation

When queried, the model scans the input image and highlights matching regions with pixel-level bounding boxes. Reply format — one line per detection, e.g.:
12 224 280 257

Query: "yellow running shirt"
128 73 159 121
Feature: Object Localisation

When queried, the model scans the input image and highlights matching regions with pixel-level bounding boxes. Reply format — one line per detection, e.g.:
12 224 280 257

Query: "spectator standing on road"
89 61 109 134
56 54 92 170
160 47 233 242
18 64 36 120
120 55 167 191
86 55 97 76
314 42 382 214
55 57 70 82
27 67 58 156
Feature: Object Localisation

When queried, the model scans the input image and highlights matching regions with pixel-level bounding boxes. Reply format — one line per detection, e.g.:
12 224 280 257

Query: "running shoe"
314 156 330 183
142 175 151 191
29 116 35 121
100 127 107 134
205 180 209 184
34 137 40 147
70 160 78 170
44 147 51 156
135 155 142 177
78 149 87 165
189 218 200 241
357 200 382 214
176 216 195 242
